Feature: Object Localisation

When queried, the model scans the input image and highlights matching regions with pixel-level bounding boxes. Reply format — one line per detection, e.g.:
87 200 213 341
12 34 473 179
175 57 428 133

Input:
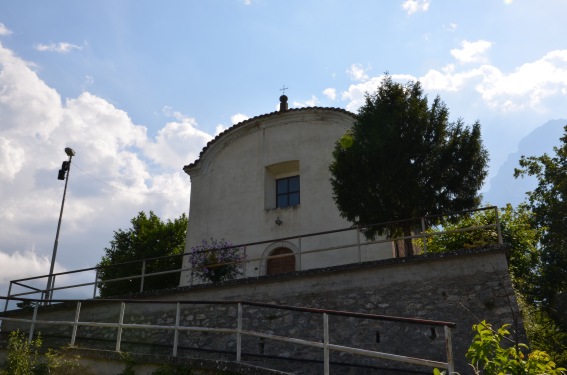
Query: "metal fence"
3 206 502 312
0 297 456 374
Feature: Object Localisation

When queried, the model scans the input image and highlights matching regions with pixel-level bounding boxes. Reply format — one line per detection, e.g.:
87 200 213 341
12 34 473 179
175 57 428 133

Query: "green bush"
1 330 42 375
0 330 93 375
435 320 566 375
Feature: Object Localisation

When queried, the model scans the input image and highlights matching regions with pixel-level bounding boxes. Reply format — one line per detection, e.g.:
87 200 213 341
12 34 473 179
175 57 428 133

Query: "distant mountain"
483 119 566 208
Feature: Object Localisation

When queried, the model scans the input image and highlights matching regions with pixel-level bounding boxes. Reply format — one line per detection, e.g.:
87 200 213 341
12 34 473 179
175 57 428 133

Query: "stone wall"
1 246 523 374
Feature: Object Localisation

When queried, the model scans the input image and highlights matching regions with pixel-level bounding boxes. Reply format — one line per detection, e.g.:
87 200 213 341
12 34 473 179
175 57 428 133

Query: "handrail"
0 297 456 374
4 206 502 311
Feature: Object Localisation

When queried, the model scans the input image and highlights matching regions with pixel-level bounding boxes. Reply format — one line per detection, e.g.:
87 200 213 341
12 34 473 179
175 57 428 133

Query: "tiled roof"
183 106 356 172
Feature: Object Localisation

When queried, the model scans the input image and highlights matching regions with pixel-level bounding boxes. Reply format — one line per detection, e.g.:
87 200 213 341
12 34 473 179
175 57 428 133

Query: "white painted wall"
180 107 391 286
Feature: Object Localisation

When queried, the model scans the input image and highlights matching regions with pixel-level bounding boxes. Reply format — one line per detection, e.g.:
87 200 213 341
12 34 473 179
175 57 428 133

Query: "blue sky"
1 0 566 296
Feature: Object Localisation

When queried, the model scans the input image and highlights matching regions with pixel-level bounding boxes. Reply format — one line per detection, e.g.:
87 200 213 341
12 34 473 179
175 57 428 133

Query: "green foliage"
519 298 567 368
465 320 565 375
514 124 567 318
329 75 488 255
423 204 542 298
1 330 42 375
97 211 188 297
42 348 93 375
117 353 136 375
0 331 93 375
188 238 245 283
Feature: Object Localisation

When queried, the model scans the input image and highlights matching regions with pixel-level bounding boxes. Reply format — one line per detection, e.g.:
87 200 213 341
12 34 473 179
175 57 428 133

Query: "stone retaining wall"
1 246 523 374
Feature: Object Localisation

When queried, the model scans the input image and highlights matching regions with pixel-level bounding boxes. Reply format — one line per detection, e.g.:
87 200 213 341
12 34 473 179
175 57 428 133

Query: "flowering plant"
189 238 245 283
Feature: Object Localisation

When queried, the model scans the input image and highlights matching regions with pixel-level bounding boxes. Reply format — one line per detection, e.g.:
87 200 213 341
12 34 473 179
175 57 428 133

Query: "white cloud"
215 124 228 135
402 0 430 15
0 42 211 287
81 75 94 91
323 88 337 100
420 50 567 111
347 64 369 82
231 113 249 124
293 95 320 108
142 112 213 169
0 137 25 181
0 249 53 296
211 113 250 137
340 49 567 117
34 42 81 54
444 23 458 32
450 40 493 64
0 23 12 36
341 74 416 112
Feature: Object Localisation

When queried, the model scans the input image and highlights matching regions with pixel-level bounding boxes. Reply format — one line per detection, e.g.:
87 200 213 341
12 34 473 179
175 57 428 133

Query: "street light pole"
45 147 75 303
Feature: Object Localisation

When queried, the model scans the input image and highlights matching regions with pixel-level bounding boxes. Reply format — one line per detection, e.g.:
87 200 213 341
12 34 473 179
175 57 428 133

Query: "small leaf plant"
434 320 566 375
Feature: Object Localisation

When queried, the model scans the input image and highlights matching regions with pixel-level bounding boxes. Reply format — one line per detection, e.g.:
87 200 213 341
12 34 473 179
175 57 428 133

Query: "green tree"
97 211 188 297
330 75 489 256
514 124 567 320
423 205 567 366
424 204 542 298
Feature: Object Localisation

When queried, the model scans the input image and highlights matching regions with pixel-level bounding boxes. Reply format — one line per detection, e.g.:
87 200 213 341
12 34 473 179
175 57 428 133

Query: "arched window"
266 247 296 275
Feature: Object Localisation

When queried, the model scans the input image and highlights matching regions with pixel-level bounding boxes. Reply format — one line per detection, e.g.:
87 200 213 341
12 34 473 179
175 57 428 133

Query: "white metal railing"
4 206 502 311
0 298 456 374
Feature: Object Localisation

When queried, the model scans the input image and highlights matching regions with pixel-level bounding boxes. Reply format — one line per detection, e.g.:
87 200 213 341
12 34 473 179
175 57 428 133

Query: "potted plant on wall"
189 238 245 283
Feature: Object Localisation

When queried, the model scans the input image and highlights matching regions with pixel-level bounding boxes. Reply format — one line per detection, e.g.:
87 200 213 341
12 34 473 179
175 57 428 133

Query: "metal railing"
4 206 502 311
0 297 456 374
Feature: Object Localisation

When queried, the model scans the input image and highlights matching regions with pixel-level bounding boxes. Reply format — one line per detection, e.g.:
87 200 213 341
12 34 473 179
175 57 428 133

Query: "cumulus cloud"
231 113 249 124
0 42 211 288
421 49 567 111
0 249 53 296
347 64 369 82
451 40 493 64
215 124 228 135
0 23 12 36
34 42 81 54
341 74 416 112
0 137 25 181
142 110 213 169
341 48 567 115
323 88 337 100
402 0 430 15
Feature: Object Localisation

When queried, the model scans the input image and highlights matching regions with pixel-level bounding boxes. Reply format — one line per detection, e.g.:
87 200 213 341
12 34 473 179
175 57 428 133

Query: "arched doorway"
266 247 296 275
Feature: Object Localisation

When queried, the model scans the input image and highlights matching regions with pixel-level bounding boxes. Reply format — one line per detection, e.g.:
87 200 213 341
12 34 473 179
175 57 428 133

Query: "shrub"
1 330 42 375
435 320 566 375
0 330 93 375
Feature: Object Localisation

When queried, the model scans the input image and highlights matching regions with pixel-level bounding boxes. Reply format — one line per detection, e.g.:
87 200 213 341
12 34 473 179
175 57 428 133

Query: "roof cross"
280 85 289 95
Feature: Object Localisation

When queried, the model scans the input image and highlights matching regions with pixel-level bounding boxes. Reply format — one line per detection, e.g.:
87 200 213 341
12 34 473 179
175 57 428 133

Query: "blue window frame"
276 176 300 208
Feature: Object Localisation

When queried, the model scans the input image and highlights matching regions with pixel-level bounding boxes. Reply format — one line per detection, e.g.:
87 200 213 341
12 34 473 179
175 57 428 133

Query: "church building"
180 95 392 286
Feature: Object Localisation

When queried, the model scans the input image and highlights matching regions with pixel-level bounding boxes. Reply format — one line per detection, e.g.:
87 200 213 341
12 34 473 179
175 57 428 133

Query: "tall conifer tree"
330 76 489 255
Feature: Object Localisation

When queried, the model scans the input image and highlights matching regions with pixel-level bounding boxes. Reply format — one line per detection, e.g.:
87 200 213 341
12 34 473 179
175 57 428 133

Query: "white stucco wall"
180 108 392 286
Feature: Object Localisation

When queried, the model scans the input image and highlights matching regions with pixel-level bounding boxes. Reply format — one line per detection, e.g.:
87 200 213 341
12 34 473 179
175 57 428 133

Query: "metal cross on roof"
280 85 289 95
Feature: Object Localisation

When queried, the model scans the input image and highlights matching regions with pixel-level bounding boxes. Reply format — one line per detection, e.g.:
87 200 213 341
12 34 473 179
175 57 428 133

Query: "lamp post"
45 147 75 303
